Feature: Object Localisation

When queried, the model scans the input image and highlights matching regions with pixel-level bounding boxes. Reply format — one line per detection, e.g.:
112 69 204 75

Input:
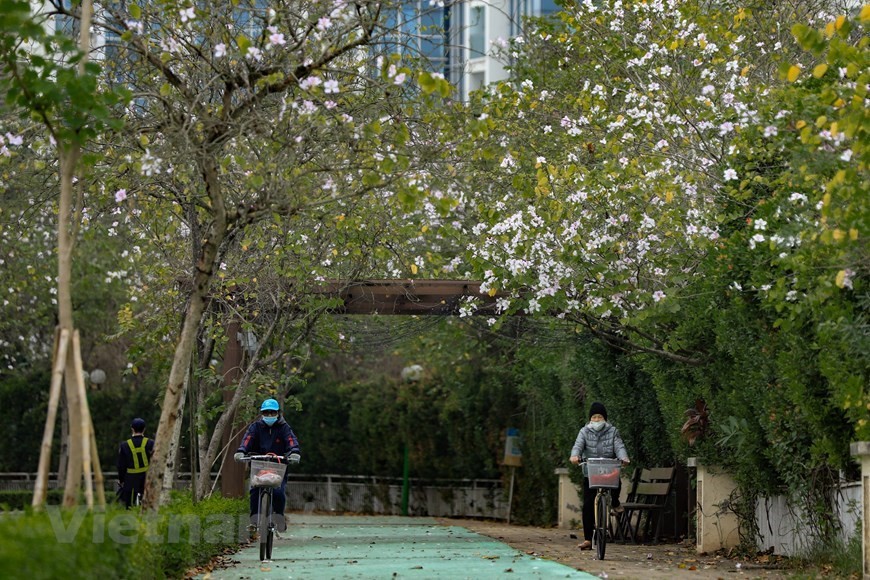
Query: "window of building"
469 5 485 58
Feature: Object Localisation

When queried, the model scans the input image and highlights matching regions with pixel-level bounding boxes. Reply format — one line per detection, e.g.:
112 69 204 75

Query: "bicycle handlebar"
240 453 285 462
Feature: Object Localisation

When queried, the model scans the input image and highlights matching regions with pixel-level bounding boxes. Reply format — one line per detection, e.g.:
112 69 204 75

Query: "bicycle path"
202 514 595 579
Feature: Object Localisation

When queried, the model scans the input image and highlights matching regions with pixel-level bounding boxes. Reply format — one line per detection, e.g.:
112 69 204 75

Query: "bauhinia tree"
423 0 866 546
55 0 455 508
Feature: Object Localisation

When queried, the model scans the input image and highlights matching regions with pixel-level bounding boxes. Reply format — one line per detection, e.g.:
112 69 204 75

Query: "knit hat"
589 402 608 421
131 418 146 432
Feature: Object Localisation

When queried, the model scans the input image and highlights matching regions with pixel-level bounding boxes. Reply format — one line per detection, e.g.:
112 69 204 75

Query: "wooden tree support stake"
33 328 70 508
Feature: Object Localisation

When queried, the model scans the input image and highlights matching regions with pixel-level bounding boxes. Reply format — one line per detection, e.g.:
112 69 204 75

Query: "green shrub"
0 490 65 511
0 493 247 579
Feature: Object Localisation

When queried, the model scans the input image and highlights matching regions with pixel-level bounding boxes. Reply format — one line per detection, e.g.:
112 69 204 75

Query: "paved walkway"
203 515 595 579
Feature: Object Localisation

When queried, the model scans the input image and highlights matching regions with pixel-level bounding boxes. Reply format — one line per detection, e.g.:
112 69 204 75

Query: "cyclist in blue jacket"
234 398 300 532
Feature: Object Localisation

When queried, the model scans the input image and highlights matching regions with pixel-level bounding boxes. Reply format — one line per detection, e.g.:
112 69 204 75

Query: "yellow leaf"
665 191 674 203
332 248 338 256
823 192 831 206
421 225 429 233
833 229 845 241
787 65 801 82
825 22 836 38
815 115 827 128
740 66 750 77
796 120 807 129
669 40 679 50
830 122 838 136
835 15 846 29
862 5 870 23
411 264 418 274
850 228 859 240
813 63 828 78
336 214 345 222
488 287 497 297
836 270 847 288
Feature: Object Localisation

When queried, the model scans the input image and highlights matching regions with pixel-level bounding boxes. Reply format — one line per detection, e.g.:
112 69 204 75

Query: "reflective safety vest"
126 437 150 474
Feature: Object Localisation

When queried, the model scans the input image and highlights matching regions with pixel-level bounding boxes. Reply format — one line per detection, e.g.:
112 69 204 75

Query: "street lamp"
89 368 106 389
237 329 258 356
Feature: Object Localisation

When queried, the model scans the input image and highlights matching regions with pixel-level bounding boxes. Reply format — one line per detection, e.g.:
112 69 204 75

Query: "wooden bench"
616 466 675 544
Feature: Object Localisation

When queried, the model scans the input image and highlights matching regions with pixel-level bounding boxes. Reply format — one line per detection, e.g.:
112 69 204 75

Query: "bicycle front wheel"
258 491 272 561
595 492 608 560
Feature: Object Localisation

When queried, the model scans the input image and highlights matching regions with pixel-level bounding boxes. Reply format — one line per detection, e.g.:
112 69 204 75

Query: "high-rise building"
382 1 561 100
448 0 559 100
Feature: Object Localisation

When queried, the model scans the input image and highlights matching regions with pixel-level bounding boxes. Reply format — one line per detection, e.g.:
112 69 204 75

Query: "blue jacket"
237 416 300 457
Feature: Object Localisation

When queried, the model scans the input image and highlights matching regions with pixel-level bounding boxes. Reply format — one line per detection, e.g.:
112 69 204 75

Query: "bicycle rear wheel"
595 492 608 560
258 491 272 561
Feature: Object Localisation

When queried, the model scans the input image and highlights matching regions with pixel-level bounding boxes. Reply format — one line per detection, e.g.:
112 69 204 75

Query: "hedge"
0 493 247 579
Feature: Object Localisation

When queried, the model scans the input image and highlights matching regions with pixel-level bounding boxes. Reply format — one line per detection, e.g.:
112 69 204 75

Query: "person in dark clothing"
569 401 630 550
117 417 154 508
234 398 300 533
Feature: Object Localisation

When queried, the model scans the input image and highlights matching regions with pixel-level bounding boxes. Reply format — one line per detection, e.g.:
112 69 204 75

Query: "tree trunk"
197 321 243 500
160 368 188 505
195 376 210 501
58 391 68 488
142 156 227 510
57 147 84 508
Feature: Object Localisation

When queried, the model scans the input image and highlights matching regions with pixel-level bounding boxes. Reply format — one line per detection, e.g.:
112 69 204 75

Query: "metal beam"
314 279 498 315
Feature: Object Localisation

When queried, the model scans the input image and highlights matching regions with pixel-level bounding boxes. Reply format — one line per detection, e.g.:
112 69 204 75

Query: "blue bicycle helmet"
260 398 280 412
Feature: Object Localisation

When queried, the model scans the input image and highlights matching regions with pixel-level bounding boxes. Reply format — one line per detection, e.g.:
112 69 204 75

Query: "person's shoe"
247 523 258 540
275 514 287 532
578 540 592 550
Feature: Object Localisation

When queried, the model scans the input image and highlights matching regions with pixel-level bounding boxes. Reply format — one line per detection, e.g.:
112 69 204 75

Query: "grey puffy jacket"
571 422 629 461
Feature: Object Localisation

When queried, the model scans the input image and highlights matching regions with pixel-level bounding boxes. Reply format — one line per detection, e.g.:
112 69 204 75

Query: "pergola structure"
312 279 498 315
220 279 497 497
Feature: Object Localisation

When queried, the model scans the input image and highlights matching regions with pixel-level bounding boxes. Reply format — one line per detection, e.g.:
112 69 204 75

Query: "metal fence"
0 472 509 519
0 472 207 492
283 474 508 519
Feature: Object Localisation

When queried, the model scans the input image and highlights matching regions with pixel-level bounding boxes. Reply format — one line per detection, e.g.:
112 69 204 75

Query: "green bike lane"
202 515 595 579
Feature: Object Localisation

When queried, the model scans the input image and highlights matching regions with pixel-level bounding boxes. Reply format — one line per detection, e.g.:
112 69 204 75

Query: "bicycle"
240 453 289 562
580 458 623 560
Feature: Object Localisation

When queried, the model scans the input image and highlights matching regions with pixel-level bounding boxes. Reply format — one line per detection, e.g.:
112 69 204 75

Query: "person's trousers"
582 476 621 542
249 481 287 516
119 473 146 509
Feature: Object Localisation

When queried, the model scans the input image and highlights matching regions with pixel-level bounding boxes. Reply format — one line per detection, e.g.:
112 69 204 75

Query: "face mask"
263 416 278 426
589 420 606 432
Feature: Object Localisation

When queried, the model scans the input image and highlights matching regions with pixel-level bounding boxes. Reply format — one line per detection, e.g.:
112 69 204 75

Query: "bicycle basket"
249 459 288 488
586 458 622 489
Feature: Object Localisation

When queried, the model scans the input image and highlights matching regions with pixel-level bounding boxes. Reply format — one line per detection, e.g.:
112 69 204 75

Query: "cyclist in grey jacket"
569 401 630 550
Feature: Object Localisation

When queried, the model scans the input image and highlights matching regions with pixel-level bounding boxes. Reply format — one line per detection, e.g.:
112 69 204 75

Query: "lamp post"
400 365 423 516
